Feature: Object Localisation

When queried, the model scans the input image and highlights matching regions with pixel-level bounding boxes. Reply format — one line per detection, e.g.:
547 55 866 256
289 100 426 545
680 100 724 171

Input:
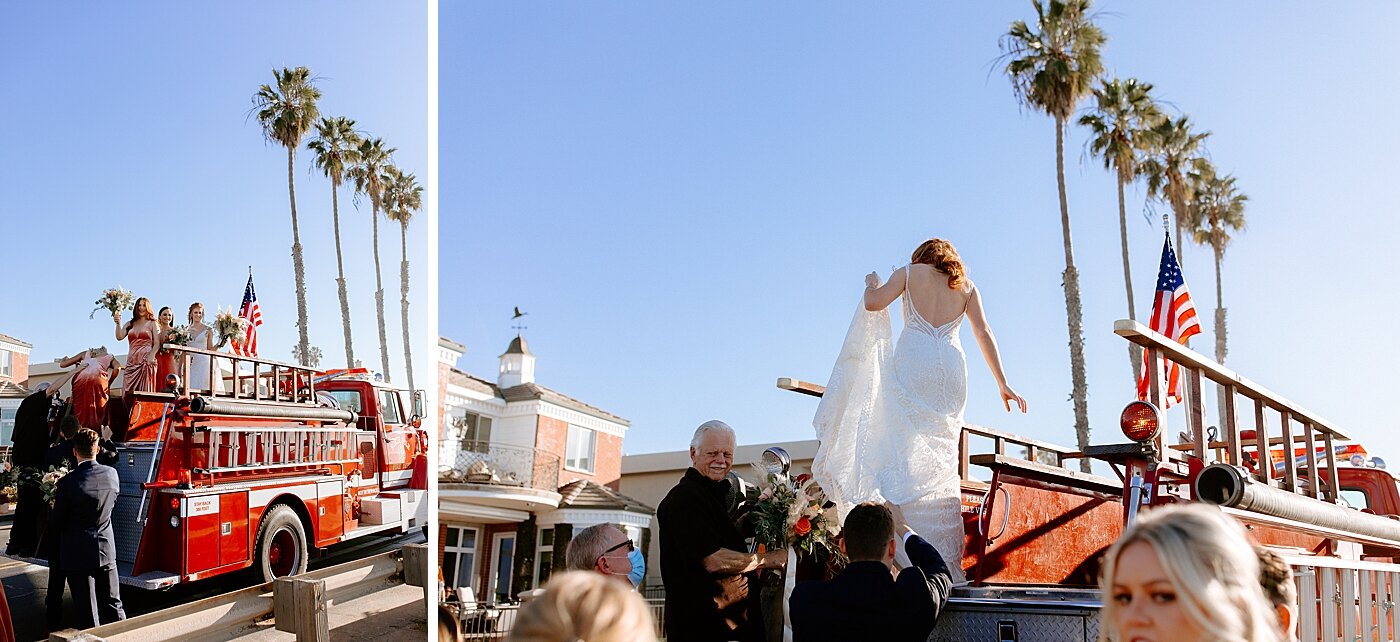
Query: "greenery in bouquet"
214 308 249 349
91 287 135 320
748 468 845 565
161 324 192 354
41 464 70 505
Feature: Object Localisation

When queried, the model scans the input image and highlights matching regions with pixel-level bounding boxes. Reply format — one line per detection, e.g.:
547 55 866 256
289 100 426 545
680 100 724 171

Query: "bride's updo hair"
911 238 966 290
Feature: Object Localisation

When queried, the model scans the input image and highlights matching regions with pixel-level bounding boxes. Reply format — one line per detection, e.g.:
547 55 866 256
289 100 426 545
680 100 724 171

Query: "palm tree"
252 67 321 366
1139 116 1211 265
383 166 423 393
1187 160 1247 428
348 137 396 382
1079 77 1164 381
308 116 363 369
1001 0 1105 471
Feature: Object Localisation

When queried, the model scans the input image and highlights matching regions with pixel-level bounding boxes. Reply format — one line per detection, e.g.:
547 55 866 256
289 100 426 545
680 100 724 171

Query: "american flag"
233 273 263 357
1137 235 1201 407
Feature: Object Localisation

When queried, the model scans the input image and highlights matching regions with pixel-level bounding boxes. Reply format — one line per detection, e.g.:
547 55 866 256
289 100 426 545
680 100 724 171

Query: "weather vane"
511 307 529 336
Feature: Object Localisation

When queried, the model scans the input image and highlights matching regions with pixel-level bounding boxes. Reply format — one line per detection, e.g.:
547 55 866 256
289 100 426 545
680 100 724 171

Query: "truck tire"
255 504 308 582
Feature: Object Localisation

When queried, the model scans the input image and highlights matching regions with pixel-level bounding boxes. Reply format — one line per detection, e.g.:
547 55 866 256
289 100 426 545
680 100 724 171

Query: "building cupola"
498 335 535 388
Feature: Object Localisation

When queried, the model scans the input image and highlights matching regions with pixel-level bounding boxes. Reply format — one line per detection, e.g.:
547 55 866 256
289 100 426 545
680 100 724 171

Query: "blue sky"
0 2 430 387
441 2 1400 463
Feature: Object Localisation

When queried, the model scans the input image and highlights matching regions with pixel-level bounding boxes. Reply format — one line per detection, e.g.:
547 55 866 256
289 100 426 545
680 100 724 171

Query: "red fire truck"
108 345 428 589
782 319 1398 641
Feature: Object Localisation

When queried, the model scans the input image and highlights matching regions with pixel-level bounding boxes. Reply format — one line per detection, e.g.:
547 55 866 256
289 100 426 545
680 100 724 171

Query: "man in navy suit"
47 428 126 629
789 502 953 642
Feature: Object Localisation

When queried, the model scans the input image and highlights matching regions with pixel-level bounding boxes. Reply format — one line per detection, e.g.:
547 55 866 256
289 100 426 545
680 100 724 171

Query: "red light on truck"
170 497 180 511
1120 401 1161 442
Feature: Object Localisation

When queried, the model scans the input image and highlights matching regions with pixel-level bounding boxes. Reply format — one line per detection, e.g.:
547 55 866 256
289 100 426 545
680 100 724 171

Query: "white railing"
1287 553 1400 641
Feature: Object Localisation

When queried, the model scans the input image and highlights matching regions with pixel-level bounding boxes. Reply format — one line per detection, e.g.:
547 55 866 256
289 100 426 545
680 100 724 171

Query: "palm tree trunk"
399 221 416 393
1116 176 1142 383
1055 117 1091 473
331 180 355 368
372 201 392 383
1213 242 1229 431
288 147 311 366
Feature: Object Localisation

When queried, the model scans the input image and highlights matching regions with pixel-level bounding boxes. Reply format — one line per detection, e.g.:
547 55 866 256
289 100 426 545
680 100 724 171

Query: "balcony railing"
440 441 560 492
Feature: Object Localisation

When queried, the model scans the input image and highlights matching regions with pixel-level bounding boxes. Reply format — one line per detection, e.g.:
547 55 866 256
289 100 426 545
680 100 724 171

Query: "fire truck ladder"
193 425 367 476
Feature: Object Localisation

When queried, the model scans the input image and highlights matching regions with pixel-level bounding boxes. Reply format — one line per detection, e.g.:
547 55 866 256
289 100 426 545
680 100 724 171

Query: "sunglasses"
597 538 635 563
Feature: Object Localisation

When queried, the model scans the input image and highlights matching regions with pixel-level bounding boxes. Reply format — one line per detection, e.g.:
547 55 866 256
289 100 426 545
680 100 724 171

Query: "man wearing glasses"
563 524 644 587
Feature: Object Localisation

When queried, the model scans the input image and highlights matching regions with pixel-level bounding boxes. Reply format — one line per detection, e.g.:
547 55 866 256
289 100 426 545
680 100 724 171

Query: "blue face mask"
626 547 645 588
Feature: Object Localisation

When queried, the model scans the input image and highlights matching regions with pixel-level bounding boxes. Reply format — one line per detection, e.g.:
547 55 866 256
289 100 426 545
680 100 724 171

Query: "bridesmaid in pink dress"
58 349 121 430
155 306 177 390
114 296 159 399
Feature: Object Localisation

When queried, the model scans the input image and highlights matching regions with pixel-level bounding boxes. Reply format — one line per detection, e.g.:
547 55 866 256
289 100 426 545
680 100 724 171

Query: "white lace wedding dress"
186 326 224 394
812 265 968 582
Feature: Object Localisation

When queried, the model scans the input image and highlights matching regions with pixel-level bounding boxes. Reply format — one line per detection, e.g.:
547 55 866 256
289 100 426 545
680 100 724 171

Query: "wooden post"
1187 368 1207 460
274 577 328 642
957 429 969 481
403 542 429 601
1324 431 1341 504
1279 410 1297 494
1223 385 1240 466
1302 421 1319 499
1254 400 1272 485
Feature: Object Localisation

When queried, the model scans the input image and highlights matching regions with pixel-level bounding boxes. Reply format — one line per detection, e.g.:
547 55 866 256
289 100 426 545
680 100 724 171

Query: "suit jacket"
47 460 120 572
789 533 953 642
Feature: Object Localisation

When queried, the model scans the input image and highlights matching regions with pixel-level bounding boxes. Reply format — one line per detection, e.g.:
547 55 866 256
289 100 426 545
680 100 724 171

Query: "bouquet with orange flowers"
748 468 844 561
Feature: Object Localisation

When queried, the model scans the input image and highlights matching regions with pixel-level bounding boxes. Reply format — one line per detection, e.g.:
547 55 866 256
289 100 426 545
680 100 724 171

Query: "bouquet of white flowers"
214 308 248 349
41 465 70 505
91 287 134 320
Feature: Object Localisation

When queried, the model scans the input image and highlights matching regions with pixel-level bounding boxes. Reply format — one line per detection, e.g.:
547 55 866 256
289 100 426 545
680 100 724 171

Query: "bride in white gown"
812 238 1025 583
185 302 224 394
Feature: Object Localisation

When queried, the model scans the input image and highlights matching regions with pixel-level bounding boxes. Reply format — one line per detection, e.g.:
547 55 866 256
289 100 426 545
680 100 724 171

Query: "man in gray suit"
48 428 126 629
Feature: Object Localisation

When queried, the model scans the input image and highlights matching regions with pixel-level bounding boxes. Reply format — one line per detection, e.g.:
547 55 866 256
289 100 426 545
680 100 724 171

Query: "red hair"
910 238 966 290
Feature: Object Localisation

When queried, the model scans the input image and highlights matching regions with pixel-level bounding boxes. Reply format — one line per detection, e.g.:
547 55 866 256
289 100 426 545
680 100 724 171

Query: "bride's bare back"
904 263 970 327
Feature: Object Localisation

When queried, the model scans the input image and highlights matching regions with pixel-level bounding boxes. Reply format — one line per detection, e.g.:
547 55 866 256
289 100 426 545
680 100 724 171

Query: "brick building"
0 332 35 446
437 335 653 603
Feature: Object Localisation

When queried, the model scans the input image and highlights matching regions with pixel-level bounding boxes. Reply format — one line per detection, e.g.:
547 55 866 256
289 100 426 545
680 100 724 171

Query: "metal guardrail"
48 544 425 642
439 441 560 491
444 597 665 640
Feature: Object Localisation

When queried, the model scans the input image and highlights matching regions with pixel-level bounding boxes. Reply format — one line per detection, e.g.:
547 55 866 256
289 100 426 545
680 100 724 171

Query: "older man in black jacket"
789 502 953 642
47 428 126 629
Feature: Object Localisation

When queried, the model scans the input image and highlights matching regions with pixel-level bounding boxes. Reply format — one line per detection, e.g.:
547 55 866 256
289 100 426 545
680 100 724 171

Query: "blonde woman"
1100 504 1282 642
184 303 224 394
506 571 657 642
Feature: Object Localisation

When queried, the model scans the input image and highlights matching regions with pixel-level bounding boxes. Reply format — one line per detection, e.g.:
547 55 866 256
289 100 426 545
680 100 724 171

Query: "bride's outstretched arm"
966 285 1028 413
863 267 906 311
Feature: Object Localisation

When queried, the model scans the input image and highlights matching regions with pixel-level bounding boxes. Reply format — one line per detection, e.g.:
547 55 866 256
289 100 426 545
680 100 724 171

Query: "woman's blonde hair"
910 238 967 290
1099 504 1281 642
506 571 657 642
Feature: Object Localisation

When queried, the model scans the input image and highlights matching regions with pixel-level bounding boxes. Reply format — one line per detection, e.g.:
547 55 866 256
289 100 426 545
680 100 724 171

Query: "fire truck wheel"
256 504 309 581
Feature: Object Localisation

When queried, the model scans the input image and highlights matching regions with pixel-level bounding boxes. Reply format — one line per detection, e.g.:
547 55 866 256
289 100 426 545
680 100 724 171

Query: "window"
491 534 515 603
327 390 363 413
534 527 555 587
565 425 596 473
0 407 15 448
1341 488 1370 510
442 526 480 596
457 412 493 451
0 350 10 378
379 390 403 424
